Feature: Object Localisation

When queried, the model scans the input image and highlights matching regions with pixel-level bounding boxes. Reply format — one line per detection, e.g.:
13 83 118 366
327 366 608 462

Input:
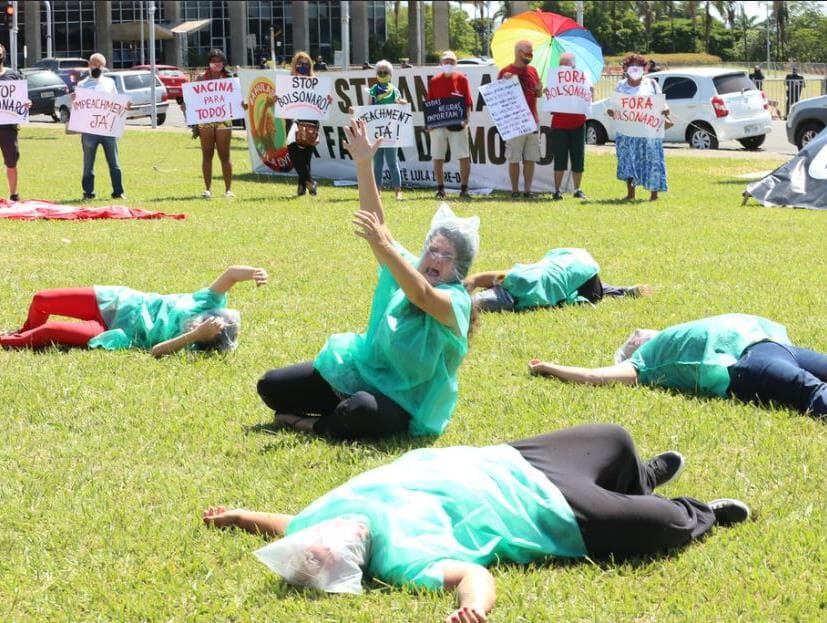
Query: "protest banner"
609 93 667 138
67 90 131 137
238 67 573 192
541 67 592 114
274 74 332 120
0 80 30 124
182 77 243 125
478 78 536 141
351 104 415 147
423 96 467 129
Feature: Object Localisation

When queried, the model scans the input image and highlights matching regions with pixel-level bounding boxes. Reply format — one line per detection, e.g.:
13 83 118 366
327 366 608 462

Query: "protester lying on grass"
0 265 267 357
204 423 750 623
530 313 827 417
257 119 479 439
464 247 651 312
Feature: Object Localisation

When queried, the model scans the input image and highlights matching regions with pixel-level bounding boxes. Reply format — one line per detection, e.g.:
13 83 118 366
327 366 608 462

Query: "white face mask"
627 66 644 80
440 64 455 74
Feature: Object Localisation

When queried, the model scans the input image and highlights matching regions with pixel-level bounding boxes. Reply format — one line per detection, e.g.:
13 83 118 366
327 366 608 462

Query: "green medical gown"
629 313 791 397
501 248 600 310
313 244 472 436
88 286 227 350
285 444 587 589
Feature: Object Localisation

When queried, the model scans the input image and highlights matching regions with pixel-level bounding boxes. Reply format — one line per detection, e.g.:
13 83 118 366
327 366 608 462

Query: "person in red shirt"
498 41 542 198
426 51 474 198
549 52 591 200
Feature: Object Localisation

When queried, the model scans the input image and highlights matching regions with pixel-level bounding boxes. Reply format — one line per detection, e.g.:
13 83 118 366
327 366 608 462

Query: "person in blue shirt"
204 423 749 622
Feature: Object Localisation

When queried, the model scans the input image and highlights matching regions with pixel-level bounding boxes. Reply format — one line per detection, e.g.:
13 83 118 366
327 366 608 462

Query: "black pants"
288 143 314 186
577 274 633 304
510 424 716 560
256 361 411 440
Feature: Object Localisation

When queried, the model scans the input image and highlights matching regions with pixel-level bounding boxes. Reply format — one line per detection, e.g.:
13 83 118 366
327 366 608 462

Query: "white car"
586 68 772 150
55 69 169 125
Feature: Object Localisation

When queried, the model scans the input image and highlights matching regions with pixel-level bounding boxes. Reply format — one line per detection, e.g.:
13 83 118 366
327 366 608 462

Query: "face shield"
421 203 480 282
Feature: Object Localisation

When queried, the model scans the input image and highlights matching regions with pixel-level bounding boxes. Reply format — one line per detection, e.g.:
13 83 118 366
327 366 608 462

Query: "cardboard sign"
182 78 243 125
351 103 415 147
424 97 467 129
274 74 332 120
541 67 592 114
478 78 536 141
609 93 668 138
0 80 30 123
67 90 131 137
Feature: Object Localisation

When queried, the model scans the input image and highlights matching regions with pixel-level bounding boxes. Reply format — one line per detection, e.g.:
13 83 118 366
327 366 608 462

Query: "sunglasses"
376 71 390 77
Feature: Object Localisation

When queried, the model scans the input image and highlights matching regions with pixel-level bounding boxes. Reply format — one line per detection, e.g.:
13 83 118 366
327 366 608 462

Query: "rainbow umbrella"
491 10 603 84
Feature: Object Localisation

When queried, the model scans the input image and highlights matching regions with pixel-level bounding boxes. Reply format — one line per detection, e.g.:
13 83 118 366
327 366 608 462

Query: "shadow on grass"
245 420 436 453
586 197 649 206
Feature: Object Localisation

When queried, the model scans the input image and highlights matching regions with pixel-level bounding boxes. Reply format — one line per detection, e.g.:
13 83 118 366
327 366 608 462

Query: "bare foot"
203 506 243 529
628 284 653 298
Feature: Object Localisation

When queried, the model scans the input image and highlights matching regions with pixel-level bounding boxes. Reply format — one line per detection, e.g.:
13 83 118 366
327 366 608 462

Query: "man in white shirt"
75 53 125 200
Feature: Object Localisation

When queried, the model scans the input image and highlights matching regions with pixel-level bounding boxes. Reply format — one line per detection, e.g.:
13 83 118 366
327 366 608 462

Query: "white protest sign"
68 90 131 137
478 77 536 141
541 67 592 114
274 74 332 120
182 78 243 125
609 93 667 138
351 104 415 147
0 80 30 124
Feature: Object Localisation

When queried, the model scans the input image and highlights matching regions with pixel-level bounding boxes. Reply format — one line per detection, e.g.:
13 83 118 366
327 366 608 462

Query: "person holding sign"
498 41 542 199
74 53 126 201
464 248 651 313
257 119 479 440
204 423 749 621
608 54 671 201
426 51 473 199
529 314 827 418
0 266 268 357
369 60 408 200
190 50 235 199
0 44 31 202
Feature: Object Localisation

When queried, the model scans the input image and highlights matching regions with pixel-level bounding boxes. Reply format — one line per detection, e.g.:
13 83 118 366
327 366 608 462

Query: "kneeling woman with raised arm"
257 119 479 439
530 313 826 417
204 423 749 622
1 266 267 357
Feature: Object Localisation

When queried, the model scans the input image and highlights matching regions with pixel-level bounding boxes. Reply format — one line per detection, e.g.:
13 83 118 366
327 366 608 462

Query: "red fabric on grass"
0 199 185 220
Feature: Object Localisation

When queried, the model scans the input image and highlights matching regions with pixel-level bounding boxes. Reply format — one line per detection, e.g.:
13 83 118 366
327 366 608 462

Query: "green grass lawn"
1 126 825 622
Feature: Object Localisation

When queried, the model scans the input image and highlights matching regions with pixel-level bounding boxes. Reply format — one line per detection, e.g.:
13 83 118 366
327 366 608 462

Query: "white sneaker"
202 189 212 199
224 190 235 198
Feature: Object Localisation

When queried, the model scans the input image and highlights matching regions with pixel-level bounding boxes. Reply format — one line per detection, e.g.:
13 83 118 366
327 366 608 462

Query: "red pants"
0 287 106 349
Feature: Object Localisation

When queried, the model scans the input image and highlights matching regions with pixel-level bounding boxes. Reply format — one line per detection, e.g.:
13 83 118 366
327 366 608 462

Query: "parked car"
55 69 169 125
586 68 772 150
457 57 496 66
31 57 89 92
785 94 827 150
131 64 189 105
20 68 69 121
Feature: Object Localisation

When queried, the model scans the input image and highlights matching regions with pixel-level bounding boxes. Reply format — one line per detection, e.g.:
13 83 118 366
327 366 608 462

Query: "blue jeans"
729 341 827 417
81 134 124 197
373 147 401 189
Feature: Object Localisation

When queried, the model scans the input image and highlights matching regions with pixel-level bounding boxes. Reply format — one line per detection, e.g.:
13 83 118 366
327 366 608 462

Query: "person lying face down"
530 313 827 417
204 423 750 622
0 266 268 357
256 119 480 440
464 248 651 312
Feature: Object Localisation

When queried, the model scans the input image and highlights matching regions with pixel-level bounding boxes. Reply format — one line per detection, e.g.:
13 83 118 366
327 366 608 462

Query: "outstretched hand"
352 209 393 249
445 606 487 623
203 506 243 529
344 119 382 162
528 359 556 376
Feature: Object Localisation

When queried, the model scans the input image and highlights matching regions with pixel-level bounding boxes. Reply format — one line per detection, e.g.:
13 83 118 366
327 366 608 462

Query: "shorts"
198 120 233 130
505 132 541 163
430 127 470 160
0 125 20 168
551 125 586 172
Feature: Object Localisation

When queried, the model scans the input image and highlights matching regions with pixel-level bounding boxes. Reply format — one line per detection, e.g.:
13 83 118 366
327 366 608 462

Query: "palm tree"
686 0 699 52
772 0 788 61
637 1 656 51
703 0 713 53
393 0 401 33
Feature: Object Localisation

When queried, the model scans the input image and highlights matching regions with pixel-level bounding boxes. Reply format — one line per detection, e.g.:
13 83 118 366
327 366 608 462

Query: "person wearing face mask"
498 41 542 199
0 44 31 202
74 53 125 201
368 60 408 200
426 50 474 199
607 54 672 201
256 120 479 440
188 49 234 199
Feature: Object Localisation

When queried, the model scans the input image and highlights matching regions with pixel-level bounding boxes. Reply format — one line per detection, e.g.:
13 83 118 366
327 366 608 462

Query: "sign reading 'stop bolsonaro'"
238 67 573 192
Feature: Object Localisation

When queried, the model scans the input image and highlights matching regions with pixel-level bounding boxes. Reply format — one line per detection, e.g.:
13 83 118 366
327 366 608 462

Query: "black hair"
207 49 227 64
0 44 6 64
428 226 475 280
187 309 240 352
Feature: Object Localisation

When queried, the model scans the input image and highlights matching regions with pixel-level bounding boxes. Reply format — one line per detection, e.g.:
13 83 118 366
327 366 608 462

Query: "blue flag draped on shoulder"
744 128 827 210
